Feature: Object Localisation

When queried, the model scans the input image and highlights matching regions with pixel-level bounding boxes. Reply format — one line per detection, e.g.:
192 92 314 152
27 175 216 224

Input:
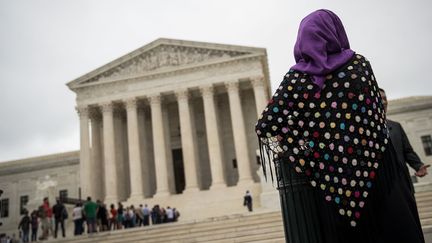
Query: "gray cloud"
1 0 431 161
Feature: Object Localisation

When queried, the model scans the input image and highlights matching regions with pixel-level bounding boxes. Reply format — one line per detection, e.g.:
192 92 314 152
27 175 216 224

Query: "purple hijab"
291 9 355 88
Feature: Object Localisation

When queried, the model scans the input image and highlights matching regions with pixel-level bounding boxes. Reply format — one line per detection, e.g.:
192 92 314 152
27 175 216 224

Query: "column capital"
148 94 162 105
76 106 90 118
125 98 139 110
224 81 239 92
175 89 190 101
199 85 214 98
100 102 114 113
89 108 102 122
251 76 265 88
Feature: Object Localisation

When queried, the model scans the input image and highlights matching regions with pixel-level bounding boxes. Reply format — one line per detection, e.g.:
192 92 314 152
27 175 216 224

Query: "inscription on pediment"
86 45 249 83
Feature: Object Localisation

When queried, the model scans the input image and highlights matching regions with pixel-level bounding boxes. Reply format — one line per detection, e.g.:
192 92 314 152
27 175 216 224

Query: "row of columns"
77 77 269 203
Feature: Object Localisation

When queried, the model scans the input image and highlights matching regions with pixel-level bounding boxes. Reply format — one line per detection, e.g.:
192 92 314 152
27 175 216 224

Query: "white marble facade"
68 38 272 204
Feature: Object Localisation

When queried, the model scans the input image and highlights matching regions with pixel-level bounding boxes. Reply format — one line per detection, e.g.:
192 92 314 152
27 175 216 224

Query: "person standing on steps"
243 190 253 212
379 88 430 194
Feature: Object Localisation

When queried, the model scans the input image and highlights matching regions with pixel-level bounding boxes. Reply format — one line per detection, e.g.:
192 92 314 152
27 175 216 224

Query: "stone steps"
416 191 432 198
417 191 432 229
52 190 432 243
93 219 281 243
109 222 283 243
420 212 432 219
56 211 283 243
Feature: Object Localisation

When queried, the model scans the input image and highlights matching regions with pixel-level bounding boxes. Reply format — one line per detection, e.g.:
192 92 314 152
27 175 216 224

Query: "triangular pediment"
67 38 266 89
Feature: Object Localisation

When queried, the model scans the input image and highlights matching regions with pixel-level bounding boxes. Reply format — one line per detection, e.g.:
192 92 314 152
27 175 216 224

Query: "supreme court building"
67 38 271 213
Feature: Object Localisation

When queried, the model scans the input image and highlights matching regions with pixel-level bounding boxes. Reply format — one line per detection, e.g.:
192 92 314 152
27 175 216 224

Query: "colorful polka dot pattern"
256 54 388 227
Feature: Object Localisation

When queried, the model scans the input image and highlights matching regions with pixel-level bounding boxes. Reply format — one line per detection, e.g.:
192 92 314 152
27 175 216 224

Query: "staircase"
417 191 432 226
52 191 432 243
55 211 285 243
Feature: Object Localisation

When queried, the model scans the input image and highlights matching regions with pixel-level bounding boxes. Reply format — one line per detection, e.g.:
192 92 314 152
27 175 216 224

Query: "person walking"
243 191 253 212
255 9 424 243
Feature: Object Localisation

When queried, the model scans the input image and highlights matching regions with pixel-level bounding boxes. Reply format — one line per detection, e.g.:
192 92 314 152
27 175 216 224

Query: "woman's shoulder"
285 69 309 79
336 53 369 71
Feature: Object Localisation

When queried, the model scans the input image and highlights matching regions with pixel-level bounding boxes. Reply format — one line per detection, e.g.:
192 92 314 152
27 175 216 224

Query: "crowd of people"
12 196 180 242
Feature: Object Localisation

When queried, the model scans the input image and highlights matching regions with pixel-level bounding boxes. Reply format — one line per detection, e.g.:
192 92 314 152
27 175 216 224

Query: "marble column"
225 81 253 183
200 85 226 188
125 98 144 200
90 110 104 201
149 95 170 197
101 102 118 203
176 89 200 192
114 111 129 201
77 106 92 198
251 76 269 118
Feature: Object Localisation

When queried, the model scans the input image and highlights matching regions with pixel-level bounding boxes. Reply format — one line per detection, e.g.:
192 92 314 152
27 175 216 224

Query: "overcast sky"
0 0 431 162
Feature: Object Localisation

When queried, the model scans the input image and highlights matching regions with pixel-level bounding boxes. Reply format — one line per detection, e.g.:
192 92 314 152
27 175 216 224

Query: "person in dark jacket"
52 199 66 238
243 190 253 212
379 88 430 193
96 200 109 231
30 210 39 242
18 211 31 243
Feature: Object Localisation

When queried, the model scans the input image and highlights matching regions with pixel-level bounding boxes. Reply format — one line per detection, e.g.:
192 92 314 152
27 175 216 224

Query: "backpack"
37 205 46 218
62 207 68 220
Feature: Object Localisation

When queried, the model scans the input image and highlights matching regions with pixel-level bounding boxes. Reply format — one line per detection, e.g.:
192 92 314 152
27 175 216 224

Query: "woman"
256 9 424 243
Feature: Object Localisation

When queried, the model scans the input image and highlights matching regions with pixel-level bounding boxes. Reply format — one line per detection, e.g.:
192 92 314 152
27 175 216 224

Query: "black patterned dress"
256 54 424 243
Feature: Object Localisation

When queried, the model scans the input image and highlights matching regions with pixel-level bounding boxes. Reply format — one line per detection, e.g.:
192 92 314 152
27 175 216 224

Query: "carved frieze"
76 57 261 101
85 45 249 84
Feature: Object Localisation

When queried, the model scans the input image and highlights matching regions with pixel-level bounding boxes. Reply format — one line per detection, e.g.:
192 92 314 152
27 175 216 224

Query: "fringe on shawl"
258 138 276 183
